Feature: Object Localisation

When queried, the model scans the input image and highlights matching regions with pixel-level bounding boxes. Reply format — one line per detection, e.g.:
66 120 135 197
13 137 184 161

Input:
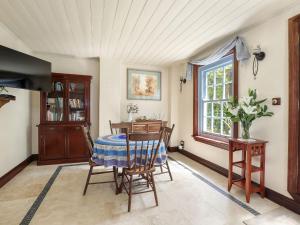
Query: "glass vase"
127 112 133 122
241 123 251 139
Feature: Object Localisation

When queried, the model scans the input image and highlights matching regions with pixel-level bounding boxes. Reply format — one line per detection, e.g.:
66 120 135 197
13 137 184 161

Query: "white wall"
31 53 99 154
99 58 121 136
0 23 32 176
99 59 169 136
168 5 300 198
168 64 183 147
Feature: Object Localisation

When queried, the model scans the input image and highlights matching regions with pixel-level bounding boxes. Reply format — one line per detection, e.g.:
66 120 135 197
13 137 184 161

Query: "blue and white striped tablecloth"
92 134 166 167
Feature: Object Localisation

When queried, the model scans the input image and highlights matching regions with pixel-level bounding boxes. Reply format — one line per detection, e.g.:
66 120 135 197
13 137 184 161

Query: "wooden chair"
82 126 118 195
109 120 131 134
119 131 164 212
155 124 175 181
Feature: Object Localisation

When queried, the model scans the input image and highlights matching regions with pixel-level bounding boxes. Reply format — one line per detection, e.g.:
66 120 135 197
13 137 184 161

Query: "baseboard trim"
168 146 178 152
0 154 38 188
178 149 300 215
37 157 89 165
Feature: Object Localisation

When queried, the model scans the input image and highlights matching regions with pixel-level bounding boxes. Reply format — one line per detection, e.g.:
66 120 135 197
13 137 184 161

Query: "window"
193 51 238 149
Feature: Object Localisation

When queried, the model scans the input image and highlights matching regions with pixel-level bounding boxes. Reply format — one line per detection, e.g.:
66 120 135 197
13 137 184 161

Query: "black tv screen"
0 46 51 92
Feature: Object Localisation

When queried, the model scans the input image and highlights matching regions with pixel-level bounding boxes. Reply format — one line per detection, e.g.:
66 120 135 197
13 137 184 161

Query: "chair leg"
146 172 149 188
128 175 133 212
160 165 163 173
119 168 125 193
165 160 173 181
83 165 93 195
113 166 118 194
151 172 158 206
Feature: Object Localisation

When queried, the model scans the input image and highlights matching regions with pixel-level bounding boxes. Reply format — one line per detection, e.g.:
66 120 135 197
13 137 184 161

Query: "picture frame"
127 68 161 101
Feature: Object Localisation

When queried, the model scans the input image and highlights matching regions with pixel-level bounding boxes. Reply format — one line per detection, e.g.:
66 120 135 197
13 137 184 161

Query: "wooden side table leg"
260 146 266 198
245 145 252 203
241 148 246 179
228 142 233 192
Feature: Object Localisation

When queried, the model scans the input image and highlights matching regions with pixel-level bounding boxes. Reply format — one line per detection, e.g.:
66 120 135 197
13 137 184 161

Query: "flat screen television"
0 45 51 92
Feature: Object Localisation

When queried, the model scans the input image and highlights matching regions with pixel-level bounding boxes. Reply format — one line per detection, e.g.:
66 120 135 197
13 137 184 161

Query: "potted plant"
0 86 15 99
127 103 139 122
0 86 8 95
224 89 273 140
0 86 16 108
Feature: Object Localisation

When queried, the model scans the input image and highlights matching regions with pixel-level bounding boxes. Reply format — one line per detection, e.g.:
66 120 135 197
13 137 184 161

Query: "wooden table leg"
260 146 265 198
113 166 119 194
241 148 246 179
228 141 233 192
245 145 252 203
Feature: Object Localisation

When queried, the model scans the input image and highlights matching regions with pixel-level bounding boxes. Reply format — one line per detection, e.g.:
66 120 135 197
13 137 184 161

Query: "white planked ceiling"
0 0 298 66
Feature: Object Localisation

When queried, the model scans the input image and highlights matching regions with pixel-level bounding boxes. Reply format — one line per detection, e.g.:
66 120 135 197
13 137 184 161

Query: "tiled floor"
0 152 299 225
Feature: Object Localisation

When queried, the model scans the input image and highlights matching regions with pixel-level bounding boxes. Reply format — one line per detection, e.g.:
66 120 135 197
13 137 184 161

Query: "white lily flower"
229 107 239 116
241 105 256 114
241 96 252 106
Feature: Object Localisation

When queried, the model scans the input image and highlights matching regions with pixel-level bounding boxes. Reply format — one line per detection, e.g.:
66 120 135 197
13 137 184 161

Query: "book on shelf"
46 104 64 121
69 98 84 109
47 111 61 121
47 98 63 108
69 110 85 121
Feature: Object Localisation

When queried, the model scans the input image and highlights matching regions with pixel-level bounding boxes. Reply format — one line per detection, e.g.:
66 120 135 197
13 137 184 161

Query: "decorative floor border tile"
20 163 87 225
20 166 62 225
20 157 260 224
168 156 260 216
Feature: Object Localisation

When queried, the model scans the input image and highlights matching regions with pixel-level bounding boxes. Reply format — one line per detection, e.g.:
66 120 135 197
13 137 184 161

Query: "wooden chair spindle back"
161 124 175 150
109 120 130 134
81 125 94 157
126 131 163 172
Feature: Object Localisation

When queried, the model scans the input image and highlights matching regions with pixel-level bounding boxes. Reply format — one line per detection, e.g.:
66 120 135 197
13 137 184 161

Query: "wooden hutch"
38 73 91 165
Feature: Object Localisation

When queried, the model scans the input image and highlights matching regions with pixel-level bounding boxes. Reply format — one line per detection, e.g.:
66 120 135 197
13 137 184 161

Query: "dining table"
92 133 167 168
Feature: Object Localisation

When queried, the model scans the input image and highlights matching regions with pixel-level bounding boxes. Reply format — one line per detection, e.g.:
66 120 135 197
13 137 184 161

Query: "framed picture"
127 68 161 101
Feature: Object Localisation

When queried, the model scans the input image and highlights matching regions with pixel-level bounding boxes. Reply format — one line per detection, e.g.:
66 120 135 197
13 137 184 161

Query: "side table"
228 138 267 203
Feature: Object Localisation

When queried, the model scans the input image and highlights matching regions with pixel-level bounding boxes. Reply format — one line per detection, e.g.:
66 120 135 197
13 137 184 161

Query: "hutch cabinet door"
67 81 89 123
67 126 89 159
39 126 66 160
41 79 66 123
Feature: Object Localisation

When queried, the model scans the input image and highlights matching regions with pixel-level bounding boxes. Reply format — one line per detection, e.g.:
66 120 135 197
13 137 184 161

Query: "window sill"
192 135 229 150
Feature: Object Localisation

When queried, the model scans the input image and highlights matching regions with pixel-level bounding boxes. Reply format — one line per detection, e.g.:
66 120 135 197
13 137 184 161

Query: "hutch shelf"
38 73 92 165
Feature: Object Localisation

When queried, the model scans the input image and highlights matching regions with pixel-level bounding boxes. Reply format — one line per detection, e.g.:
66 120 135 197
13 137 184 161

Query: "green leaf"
255 99 267 105
264 105 267 112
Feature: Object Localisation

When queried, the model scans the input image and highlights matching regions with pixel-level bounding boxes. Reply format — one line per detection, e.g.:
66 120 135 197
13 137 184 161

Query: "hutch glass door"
46 80 64 122
68 82 86 122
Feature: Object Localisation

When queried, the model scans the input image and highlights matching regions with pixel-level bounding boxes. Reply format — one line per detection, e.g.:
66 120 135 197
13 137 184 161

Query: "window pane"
199 54 234 138
203 117 212 132
207 86 214 100
207 71 214 86
216 68 223 84
225 64 233 83
213 118 221 134
222 102 228 117
216 85 223 100
213 102 221 117
225 83 232 99
204 102 212 116
223 118 232 136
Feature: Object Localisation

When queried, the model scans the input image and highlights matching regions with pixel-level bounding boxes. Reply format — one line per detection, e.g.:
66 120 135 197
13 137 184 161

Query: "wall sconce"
180 76 186 92
252 45 265 80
